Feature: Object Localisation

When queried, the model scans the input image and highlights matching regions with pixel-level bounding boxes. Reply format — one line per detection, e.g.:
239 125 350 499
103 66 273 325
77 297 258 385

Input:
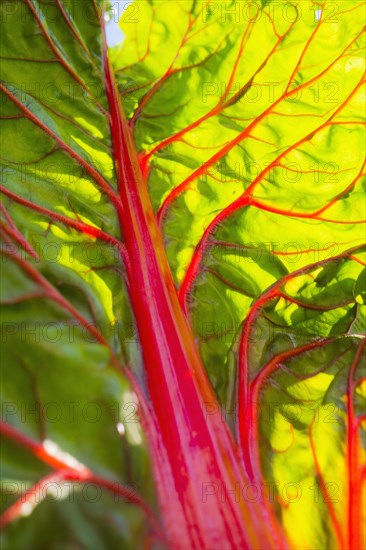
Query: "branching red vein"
54 0 103 77
130 23 227 126
0 185 126 261
237 246 364 478
0 83 122 216
155 28 364 225
140 18 296 170
1 231 120 369
0 422 161 536
284 8 324 94
0 203 39 259
178 75 365 308
24 0 107 116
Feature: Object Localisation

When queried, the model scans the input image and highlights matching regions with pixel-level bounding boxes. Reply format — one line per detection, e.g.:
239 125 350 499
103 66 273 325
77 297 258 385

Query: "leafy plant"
0 0 365 548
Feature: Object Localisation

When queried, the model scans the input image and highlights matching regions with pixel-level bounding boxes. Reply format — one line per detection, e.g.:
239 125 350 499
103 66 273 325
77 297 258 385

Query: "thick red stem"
102 26 281 550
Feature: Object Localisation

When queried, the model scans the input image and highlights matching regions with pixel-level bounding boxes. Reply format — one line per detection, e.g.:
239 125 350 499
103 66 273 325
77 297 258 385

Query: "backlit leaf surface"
1 1 365 548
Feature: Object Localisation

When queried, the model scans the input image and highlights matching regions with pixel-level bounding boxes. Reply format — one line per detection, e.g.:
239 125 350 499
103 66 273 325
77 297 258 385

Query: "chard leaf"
1 1 365 548
1 1 156 547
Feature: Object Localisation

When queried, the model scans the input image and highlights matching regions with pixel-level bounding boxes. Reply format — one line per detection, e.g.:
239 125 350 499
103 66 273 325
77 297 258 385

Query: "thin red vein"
348 255 366 266
24 0 107 116
285 10 323 94
130 25 227 128
139 7 156 63
123 4 157 64
224 19 297 110
222 20 255 102
177 195 253 315
237 245 364 475
0 223 39 260
235 75 364 202
24 92 109 147
265 423 295 454
286 347 351 382
0 422 160 534
0 115 24 120
1 236 120 368
0 471 159 540
54 0 103 76
140 18 295 170
248 341 341 547
237 288 279 478
211 239 358 258
347 338 366 549
143 13 360 170
206 268 253 297
0 186 125 259
130 15 198 124
308 417 346 549
0 84 122 215
250 198 366 224
0 204 39 259
0 421 79 470
243 341 330 542
336 1 365 16
0 472 78 529
314 159 366 216
277 292 353 311
178 76 365 306
155 30 364 223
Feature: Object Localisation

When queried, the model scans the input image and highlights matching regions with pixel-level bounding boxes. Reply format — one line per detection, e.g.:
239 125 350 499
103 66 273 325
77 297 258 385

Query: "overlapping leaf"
0 1 157 547
237 246 365 548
